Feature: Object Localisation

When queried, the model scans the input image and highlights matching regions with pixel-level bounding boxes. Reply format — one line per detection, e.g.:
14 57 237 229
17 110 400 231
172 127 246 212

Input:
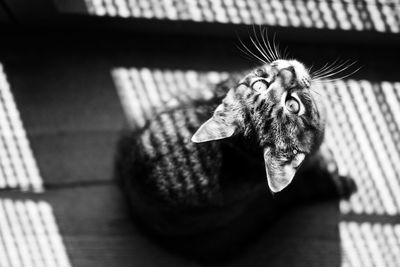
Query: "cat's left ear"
191 104 237 143
263 147 306 192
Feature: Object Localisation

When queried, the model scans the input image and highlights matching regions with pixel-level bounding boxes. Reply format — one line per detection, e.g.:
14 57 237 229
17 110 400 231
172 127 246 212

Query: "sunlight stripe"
3 200 33 267
112 68 226 129
0 199 72 267
0 64 43 191
348 81 400 212
341 222 400 267
335 80 397 215
326 87 375 214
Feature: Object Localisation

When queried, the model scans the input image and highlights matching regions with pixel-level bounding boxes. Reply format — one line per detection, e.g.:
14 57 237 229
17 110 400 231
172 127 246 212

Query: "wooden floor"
0 32 398 266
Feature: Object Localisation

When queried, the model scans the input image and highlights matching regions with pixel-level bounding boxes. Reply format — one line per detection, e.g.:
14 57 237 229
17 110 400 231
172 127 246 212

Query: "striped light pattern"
340 222 400 267
0 64 43 192
0 199 72 267
320 80 400 216
84 0 400 33
112 67 228 128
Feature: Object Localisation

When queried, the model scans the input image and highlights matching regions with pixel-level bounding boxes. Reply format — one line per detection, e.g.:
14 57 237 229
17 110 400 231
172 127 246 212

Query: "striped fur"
138 106 223 206
192 60 326 192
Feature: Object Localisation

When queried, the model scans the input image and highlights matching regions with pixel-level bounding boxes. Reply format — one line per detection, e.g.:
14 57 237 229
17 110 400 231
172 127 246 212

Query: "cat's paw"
335 175 357 199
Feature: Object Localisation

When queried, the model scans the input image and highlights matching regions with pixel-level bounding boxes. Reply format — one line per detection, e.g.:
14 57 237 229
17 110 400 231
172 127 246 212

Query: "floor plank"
5 52 126 134
29 131 120 185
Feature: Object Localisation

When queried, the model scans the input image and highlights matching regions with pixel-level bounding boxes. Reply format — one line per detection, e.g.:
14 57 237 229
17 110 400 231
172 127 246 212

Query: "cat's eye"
282 92 305 116
251 79 269 92
285 98 300 114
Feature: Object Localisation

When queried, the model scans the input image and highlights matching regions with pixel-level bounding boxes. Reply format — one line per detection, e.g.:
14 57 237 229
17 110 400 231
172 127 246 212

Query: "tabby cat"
116 58 356 261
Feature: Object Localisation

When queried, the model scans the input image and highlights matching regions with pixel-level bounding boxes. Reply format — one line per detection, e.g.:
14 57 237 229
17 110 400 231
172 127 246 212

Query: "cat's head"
192 59 325 192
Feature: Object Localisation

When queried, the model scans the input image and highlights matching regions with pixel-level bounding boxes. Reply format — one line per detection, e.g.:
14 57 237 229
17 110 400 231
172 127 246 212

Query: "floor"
0 31 399 266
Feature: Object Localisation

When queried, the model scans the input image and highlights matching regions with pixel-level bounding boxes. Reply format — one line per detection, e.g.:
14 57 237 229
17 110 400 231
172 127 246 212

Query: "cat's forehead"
271 59 307 71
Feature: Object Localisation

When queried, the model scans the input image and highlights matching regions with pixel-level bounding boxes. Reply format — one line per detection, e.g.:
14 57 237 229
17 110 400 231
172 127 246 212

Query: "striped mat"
84 0 400 33
112 67 400 267
0 64 72 267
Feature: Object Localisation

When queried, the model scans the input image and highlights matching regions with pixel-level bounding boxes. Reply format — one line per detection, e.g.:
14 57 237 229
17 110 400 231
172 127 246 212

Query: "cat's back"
118 102 224 208
116 101 270 241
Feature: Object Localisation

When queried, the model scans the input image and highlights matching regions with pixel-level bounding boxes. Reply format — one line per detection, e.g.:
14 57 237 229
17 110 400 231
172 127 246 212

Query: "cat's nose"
279 67 296 87
280 66 310 88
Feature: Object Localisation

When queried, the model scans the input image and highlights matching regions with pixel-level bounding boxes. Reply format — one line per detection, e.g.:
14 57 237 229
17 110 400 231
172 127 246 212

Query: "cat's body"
116 59 356 261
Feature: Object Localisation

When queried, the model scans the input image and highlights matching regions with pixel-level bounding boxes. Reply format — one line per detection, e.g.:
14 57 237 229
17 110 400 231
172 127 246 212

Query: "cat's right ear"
191 104 237 143
263 147 306 192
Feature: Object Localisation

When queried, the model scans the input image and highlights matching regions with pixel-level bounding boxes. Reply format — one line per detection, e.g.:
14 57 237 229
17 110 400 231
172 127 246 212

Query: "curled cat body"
116 58 356 260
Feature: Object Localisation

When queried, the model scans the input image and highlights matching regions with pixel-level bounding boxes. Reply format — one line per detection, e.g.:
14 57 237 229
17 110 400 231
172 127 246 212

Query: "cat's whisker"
312 79 338 84
264 28 279 61
312 64 333 77
312 60 358 83
316 69 362 83
253 25 274 63
308 63 315 74
314 62 358 80
236 37 269 65
270 33 278 60
260 27 278 62
249 34 272 63
312 58 341 77
282 46 290 60
236 45 266 66
316 59 357 77
312 64 361 85
309 87 321 97
236 45 263 64
312 58 351 78
272 33 282 60
313 60 353 78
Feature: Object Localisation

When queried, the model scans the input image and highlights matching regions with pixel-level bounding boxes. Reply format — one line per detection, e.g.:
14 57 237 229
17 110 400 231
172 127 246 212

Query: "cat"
115 58 356 261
